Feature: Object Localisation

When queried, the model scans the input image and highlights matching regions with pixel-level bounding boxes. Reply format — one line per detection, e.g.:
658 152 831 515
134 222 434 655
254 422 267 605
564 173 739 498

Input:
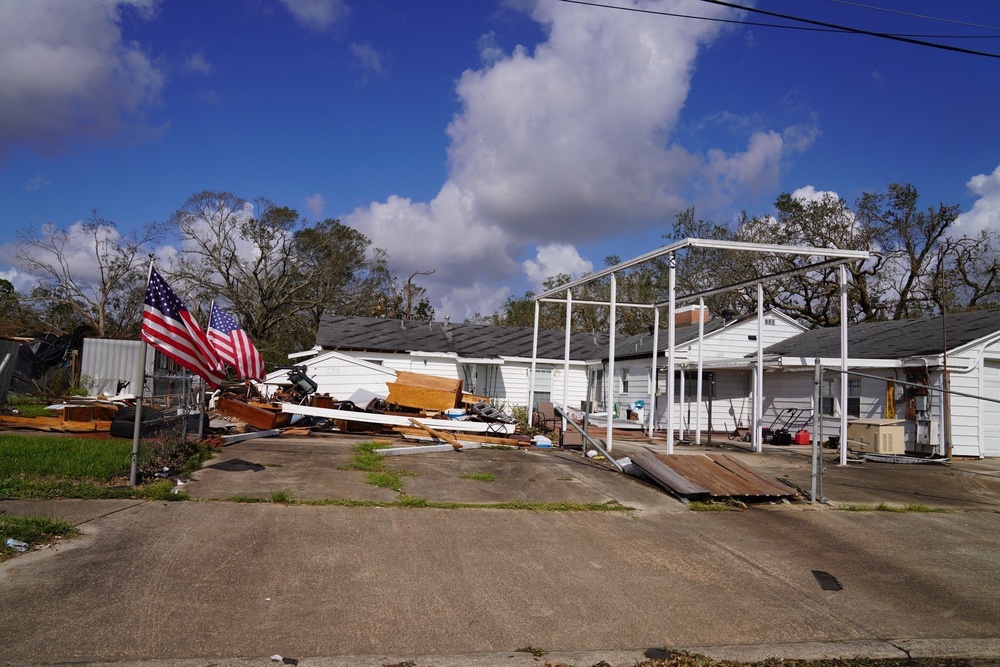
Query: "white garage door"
983 361 1000 457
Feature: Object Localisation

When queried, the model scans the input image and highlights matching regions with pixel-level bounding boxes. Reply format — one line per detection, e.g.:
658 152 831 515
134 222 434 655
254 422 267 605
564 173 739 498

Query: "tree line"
2 190 435 364
482 183 1000 334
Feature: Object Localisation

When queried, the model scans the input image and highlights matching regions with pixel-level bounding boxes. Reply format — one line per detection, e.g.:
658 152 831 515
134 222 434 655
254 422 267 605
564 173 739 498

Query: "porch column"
753 283 763 453
695 297 704 445
607 273 617 452
839 264 848 466
562 289 572 429
528 300 540 419
666 253 676 454
648 306 660 438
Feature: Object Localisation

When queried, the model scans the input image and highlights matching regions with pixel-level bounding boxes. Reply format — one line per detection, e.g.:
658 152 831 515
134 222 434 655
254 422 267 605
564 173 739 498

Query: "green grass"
0 434 130 481
460 472 497 482
367 470 403 491
0 512 79 562
8 403 53 418
0 433 195 500
839 502 951 513
257 496 633 512
229 494 267 503
269 489 293 504
688 500 746 511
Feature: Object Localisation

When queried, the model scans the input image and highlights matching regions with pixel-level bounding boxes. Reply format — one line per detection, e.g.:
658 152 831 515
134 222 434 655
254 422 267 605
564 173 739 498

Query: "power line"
691 0 1000 58
553 0 1000 58
821 0 1000 33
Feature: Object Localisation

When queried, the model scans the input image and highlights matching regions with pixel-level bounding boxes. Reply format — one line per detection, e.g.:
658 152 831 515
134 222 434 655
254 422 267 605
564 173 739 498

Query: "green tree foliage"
166 191 428 362
487 183 996 332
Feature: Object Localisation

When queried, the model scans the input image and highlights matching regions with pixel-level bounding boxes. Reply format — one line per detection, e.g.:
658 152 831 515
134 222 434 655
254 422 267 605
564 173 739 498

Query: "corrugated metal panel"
0 339 21 404
80 339 154 397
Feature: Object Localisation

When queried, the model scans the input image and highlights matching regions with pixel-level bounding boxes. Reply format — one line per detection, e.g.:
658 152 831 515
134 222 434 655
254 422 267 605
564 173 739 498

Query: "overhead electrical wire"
821 0 1000 33
553 0 1000 59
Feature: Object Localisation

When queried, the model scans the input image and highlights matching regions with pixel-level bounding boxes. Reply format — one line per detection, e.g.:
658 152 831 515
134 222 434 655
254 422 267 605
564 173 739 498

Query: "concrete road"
2 435 999 666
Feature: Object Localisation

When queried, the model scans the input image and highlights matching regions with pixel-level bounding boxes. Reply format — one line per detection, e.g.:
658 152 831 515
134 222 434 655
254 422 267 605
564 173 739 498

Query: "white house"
607 306 808 434
265 315 605 412
757 309 1000 458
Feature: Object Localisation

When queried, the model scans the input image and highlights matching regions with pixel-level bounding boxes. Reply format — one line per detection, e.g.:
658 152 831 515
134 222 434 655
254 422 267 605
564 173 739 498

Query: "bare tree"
15 212 161 336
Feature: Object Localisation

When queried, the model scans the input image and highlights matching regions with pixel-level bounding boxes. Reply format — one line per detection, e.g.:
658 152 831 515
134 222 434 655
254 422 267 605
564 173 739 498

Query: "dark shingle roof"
315 315 607 360
764 309 1000 359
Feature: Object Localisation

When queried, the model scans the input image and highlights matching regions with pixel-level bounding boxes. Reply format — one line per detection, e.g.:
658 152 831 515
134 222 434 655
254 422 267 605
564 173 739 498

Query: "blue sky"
3 0 1000 321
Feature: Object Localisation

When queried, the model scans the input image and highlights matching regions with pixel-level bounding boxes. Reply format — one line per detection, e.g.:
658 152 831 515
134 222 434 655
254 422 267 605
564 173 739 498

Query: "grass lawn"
0 433 188 500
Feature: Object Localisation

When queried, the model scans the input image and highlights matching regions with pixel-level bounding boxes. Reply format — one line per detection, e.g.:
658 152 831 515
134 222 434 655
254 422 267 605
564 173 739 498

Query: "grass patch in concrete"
367 470 403 491
688 499 746 511
0 511 79 562
461 472 497 482
237 496 634 512
839 502 950 513
269 489 293 504
229 494 267 503
631 650 983 667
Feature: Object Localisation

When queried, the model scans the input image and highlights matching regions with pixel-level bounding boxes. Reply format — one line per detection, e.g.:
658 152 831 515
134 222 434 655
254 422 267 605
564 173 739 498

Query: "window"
821 379 836 416
532 368 552 410
657 369 715 398
847 378 862 418
620 366 630 393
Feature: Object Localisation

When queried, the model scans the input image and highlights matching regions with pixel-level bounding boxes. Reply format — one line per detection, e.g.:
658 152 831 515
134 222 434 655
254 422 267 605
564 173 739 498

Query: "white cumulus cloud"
0 0 165 156
522 244 593 290
953 163 1000 235
305 193 327 219
345 0 813 320
278 0 349 31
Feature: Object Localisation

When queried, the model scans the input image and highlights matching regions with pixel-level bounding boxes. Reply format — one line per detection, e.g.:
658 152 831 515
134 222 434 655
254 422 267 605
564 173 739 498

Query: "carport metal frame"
527 238 869 465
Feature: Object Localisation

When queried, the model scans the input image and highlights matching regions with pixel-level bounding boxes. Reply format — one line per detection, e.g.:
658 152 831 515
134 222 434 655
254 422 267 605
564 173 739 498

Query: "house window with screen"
847 378 862 418
821 379 836 416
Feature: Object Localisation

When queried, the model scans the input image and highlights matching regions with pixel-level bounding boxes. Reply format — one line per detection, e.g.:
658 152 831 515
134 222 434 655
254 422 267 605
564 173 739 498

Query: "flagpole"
131 259 154 485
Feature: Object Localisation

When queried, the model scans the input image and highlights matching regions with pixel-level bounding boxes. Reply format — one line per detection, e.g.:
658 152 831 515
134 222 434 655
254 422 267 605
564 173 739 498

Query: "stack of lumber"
387 371 463 412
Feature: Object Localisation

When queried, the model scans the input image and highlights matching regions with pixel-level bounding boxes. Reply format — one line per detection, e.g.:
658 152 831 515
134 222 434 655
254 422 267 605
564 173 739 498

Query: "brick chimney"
674 304 709 327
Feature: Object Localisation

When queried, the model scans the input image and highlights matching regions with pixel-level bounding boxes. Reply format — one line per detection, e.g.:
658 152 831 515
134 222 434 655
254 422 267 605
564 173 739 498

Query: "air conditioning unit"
847 419 905 454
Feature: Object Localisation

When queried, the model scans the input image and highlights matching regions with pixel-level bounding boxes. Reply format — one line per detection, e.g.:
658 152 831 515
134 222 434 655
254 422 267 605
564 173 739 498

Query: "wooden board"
388 371 463 411
0 415 112 433
407 418 463 450
217 397 293 430
386 382 460 412
393 426 521 446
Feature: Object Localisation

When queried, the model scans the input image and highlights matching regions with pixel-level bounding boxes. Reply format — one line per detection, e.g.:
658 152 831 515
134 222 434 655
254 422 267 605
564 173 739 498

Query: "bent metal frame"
527 238 869 467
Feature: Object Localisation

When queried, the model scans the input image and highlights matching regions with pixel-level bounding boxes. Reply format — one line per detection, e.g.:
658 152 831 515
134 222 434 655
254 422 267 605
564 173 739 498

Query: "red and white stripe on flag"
207 302 266 381
141 268 225 388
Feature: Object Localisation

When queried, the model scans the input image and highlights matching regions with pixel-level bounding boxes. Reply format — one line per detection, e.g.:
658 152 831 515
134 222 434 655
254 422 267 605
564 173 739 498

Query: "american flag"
207 302 266 381
141 268 225 388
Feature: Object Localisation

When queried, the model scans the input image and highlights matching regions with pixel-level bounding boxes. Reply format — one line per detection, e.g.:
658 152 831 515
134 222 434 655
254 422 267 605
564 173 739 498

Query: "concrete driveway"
2 434 999 666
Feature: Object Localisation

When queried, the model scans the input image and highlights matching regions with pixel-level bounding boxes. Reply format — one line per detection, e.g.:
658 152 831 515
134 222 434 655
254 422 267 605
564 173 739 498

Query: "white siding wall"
950 344 989 458
264 351 396 399
622 316 804 431
501 362 590 410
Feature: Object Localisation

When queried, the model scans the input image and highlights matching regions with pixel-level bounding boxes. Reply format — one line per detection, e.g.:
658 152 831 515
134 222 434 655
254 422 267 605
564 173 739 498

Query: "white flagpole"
131 258 154 485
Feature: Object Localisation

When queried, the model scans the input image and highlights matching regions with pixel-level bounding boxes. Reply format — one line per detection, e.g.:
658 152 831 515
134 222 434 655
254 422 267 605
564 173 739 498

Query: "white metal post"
528 300 540 421
679 367 686 440
562 289 572 429
695 297 704 445
839 264 849 466
648 306 660 438
753 283 764 452
666 254 676 454
607 273 617 452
